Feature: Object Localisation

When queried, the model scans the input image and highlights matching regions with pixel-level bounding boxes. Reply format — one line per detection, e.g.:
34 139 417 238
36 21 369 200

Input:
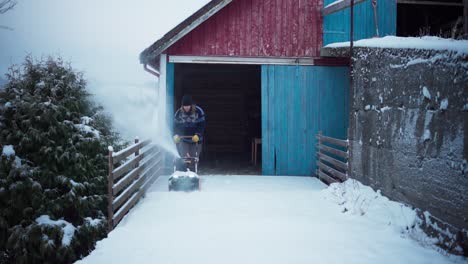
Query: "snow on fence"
107 138 163 231
316 131 349 184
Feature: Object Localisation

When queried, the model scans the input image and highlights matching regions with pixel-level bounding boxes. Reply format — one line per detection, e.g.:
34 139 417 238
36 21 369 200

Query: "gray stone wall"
348 47 467 230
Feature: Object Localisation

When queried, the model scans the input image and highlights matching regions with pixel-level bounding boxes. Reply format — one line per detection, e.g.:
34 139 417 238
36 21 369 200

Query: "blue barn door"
166 62 175 128
164 62 175 173
261 65 349 176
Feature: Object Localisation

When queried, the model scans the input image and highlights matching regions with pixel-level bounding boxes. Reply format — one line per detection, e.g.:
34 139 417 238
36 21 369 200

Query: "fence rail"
107 138 163 231
316 131 349 184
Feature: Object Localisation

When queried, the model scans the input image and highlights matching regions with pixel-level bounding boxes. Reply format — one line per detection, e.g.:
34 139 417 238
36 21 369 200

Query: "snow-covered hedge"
0 57 125 263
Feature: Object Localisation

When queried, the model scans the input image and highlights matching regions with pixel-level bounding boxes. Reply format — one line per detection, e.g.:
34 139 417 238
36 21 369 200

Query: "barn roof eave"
139 0 232 67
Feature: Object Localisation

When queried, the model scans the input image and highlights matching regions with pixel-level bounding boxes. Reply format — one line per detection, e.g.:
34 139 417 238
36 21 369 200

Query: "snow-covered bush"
0 56 125 263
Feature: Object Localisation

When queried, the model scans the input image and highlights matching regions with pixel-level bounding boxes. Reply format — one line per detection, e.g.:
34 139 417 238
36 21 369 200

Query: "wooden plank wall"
167 0 323 57
323 0 397 45
261 65 349 176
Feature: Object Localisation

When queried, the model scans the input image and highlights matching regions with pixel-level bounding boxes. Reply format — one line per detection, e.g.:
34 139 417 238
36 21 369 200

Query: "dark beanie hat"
181 95 192 106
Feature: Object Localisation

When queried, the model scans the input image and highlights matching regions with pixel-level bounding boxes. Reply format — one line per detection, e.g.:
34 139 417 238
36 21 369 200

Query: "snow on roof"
325 36 468 55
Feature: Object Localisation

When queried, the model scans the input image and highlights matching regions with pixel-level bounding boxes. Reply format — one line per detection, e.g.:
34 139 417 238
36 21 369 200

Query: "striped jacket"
174 105 206 143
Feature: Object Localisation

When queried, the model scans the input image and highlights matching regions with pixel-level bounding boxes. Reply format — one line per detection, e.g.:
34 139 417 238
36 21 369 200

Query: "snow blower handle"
179 135 200 143
180 135 200 158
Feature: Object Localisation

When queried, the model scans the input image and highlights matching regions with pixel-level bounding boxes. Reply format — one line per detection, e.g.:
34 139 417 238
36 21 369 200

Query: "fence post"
135 137 140 180
317 131 322 180
135 137 140 165
107 146 114 232
346 138 351 180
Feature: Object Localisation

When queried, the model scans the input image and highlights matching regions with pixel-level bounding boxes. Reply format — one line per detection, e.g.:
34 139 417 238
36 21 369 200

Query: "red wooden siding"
167 0 323 58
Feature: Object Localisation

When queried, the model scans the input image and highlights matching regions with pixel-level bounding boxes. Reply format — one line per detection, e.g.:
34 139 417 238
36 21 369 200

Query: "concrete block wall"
347 47 467 231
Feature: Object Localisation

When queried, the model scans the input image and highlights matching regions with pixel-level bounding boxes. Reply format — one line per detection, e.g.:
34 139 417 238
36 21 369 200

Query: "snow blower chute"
168 136 200 191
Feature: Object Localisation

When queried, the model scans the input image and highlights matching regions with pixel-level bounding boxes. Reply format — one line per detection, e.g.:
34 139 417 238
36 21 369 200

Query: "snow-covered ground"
77 176 463 264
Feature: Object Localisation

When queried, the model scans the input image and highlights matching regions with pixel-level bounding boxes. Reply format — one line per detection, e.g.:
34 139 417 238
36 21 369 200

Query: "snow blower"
168 137 200 192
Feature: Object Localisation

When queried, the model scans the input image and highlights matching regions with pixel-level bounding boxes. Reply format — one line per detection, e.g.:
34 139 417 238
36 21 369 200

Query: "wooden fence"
107 138 163 231
316 131 350 184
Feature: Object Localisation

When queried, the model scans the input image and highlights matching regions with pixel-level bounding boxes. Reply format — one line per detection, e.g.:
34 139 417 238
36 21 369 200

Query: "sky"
0 0 209 82
0 0 209 148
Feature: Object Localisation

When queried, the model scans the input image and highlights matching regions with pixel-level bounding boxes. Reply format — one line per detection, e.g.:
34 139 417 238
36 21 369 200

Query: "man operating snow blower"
169 94 205 191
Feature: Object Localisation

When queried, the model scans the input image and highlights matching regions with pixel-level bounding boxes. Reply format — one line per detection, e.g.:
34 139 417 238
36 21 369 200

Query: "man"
173 95 205 159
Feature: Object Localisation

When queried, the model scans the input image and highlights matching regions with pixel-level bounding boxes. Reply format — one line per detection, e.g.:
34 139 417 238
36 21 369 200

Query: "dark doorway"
397 1 464 38
173 63 261 175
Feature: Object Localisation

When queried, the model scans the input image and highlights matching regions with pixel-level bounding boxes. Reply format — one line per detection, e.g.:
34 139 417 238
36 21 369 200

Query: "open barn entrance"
173 63 261 175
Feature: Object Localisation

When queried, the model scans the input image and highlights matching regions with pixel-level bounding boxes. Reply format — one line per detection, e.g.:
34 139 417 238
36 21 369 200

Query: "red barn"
140 0 350 175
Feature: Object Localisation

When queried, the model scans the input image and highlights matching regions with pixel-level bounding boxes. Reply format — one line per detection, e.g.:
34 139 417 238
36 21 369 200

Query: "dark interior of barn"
397 1 464 38
173 63 262 175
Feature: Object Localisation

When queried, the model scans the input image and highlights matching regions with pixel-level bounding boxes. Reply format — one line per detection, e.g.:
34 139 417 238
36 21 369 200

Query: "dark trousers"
177 141 202 158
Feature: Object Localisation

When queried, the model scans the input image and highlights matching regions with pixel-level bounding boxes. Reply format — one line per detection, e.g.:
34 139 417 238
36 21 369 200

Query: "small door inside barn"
172 63 261 175
262 65 349 176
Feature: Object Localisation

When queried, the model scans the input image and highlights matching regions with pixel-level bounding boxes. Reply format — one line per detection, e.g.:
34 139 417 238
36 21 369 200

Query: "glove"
192 134 200 143
173 134 180 144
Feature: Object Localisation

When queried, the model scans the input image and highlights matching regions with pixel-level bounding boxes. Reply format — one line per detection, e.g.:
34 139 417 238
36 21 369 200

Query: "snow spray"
150 86 180 158
90 80 179 158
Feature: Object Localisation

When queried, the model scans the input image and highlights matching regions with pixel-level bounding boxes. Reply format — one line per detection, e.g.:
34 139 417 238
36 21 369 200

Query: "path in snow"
77 175 460 264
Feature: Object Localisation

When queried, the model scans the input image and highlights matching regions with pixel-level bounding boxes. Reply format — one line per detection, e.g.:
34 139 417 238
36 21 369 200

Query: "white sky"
0 0 210 142
0 0 210 83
